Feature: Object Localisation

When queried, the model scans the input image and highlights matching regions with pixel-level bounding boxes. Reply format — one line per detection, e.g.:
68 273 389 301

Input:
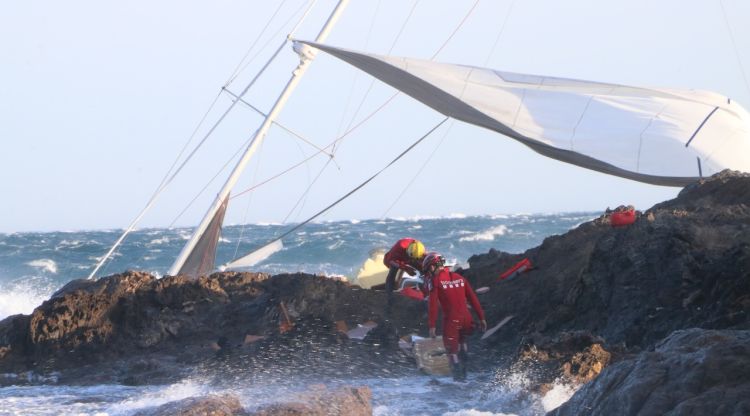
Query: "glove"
480 320 487 332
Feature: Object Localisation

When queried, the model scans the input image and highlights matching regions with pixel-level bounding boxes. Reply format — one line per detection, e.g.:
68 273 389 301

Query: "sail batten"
302 41 750 186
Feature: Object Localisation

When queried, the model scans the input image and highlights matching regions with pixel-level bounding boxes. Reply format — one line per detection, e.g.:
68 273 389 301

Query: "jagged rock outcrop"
512 331 613 395
0 170 748 414
549 329 750 416
466 170 750 354
0 271 425 384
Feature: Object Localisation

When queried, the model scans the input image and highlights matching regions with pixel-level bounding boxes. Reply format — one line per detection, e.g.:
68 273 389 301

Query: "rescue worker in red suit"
383 238 426 293
424 252 487 381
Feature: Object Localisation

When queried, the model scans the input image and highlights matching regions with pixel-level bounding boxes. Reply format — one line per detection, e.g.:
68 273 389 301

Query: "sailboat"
88 0 750 280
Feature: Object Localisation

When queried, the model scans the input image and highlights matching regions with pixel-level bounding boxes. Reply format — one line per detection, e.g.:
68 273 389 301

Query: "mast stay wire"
230 0 476 207
233 134 271 260
279 0 386 225
333 0 420 157
483 0 515 66
228 0 319 89
167 128 261 229
719 0 750 99
379 0 482 218
89 1 325 279
230 92 400 200
223 0 295 87
381 120 455 218
227 118 449 266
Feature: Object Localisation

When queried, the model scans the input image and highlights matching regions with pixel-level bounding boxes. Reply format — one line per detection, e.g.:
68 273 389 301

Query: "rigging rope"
381 120 455 218
230 92 400 200
719 0 750 98
224 0 292 86
227 118 448 266
230 0 317 88
484 0 515 66
430 0 480 60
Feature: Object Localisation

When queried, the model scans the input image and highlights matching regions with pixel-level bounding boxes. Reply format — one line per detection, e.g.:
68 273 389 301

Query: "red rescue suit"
383 238 422 275
428 267 485 354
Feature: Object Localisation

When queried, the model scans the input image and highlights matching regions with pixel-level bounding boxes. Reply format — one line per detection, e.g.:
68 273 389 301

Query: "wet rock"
1 170 749 410
513 331 613 393
250 386 371 416
136 394 246 416
550 328 750 416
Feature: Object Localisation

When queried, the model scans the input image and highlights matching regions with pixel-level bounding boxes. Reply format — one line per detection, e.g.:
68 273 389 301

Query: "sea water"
0 213 595 415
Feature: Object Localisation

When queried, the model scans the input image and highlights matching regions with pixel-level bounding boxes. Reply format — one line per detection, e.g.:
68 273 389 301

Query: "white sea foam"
490 214 510 220
541 382 578 412
219 237 230 243
148 237 170 245
443 410 515 416
0 277 55 319
106 379 209 414
459 225 509 242
327 240 345 250
349 219 361 224
26 259 58 274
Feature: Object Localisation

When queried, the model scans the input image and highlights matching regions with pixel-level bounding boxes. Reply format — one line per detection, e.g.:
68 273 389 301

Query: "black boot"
450 359 466 382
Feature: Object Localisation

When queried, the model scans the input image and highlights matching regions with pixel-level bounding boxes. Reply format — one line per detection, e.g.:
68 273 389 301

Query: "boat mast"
168 0 350 276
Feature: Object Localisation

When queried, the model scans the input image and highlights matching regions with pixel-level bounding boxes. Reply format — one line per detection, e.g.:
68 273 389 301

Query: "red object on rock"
611 209 636 227
400 286 425 301
497 258 533 282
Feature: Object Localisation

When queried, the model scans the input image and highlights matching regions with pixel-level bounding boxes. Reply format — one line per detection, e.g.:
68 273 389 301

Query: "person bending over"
383 238 425 293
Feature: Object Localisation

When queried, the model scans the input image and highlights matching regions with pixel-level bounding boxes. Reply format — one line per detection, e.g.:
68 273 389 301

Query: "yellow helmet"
406 240 425 260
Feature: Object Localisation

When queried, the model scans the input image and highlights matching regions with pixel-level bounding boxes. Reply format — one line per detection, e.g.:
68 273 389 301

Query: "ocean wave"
459 225 509 242
327 240 345 250
26 259 58 274
0 277 56 319
148 237 170 245
390 212 470 222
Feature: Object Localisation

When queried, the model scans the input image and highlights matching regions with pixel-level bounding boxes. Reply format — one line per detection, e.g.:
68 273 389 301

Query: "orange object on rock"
610 208 636 227
497 258 533 282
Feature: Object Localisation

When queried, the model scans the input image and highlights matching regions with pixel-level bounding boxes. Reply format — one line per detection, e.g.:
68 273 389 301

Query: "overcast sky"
1 0 748 233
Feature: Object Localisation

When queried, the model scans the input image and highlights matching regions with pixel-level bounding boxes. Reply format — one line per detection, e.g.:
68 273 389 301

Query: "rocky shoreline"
2 170 749 415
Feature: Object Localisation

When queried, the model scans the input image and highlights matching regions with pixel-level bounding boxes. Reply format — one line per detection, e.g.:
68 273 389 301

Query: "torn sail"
302 41 750 186
176 196 229 278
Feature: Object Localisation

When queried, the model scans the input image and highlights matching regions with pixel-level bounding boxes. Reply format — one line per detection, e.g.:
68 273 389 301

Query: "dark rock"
0 170 748 414
514 331 613 393
549 328 750 416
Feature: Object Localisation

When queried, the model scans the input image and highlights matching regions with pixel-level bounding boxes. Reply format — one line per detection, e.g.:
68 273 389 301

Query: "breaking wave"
26 259 58 274
0 277 56 319
459 225 509 242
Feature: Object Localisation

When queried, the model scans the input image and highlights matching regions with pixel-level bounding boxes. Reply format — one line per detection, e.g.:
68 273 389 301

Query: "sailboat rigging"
89 0 750 281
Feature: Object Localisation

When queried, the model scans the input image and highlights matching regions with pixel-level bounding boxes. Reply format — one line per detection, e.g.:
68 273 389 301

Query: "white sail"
301 41 750 186
223 239 284 270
